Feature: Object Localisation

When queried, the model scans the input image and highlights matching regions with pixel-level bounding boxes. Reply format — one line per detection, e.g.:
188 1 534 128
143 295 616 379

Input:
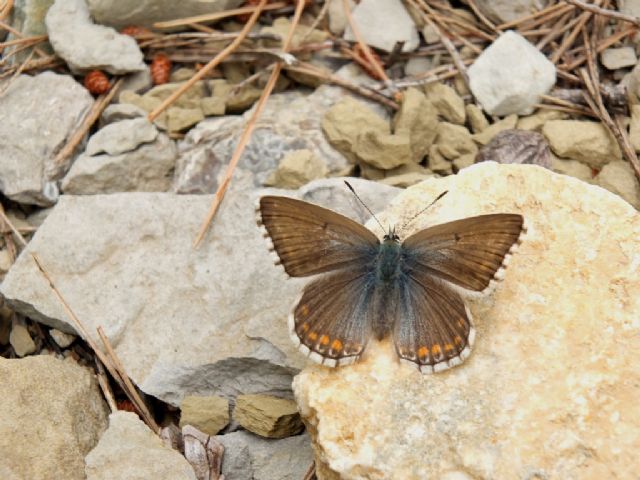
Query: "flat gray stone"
61 133 176 194
85 411 196 480
86 118 158 156
469 31 556 116
0 72 93 205
1 177 400 405
86 0 244 28
215 431 313 480
45 0 145 74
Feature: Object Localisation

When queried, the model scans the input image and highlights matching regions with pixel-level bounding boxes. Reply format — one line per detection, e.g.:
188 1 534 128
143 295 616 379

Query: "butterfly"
257 191 525 373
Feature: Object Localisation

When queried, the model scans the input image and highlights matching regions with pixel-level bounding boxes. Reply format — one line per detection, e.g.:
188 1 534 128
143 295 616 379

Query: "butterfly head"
383 226 400 243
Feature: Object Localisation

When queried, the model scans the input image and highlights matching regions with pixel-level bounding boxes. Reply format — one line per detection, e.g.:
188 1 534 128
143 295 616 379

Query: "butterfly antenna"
399 190 448 231
344 181 386 234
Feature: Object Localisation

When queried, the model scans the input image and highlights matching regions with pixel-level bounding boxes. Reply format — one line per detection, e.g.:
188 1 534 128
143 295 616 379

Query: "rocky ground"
1 0 639 479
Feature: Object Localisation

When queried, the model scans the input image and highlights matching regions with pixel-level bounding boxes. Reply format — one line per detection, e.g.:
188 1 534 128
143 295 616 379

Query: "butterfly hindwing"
402 214 525 292
290 266 375 366
258 196 379 277
393 271 474 373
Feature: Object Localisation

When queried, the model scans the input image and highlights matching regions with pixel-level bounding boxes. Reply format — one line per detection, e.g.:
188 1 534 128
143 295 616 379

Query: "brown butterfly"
257 192 525 373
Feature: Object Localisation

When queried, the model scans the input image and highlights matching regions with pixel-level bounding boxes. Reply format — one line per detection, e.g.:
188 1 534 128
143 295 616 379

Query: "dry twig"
408 0 472 88
341 0 391 85
193 0 308 248
153 2 289 29
148 0 269 122
564 0 640 26
47 78 124 180
31 254 160 433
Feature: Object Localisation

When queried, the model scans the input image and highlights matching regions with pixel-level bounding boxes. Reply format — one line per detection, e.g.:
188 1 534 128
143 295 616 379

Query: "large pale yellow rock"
294 162 640 480
0 356 108 480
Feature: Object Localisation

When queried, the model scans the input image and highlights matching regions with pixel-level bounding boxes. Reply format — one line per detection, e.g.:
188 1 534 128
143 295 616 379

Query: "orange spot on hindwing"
417 346 429 360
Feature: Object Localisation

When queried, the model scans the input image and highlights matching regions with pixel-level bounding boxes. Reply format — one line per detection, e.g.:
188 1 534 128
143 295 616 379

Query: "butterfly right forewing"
402 214 525 292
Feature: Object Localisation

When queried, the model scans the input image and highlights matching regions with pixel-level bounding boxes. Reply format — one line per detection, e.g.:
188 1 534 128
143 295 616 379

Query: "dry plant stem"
0 0 14 21
188 22 216 33
299 0 330 44
0 20 47 57
550 7 595 63
96 359 118 413
97 327 160 433
538 94 596 117
564 0 640 26
0 34 47 50
466 0 499 33
562 27 637 71
47 78 123 180
580 29 640 180
0 49 34 97
0 38 46 63
408 0 471 88
0 54 61 78
341 0 391 85
498 2 571 29
536 10 577 50
302 461 316 480
285 62 399 109
431 11 495 43
0 203 27 248
515 5 575 33
148 0 268 123
153 2 289 29
418 3 483 55
193 0 307 249
30 253 159 433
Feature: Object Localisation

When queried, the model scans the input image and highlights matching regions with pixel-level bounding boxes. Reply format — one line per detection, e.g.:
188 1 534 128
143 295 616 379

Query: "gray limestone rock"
61 133 176 194
0 72 93 205
343 0 419 52
1 177 400 405
86 0 244 28
85 411 196 480
45 0 145 74
86 117 158 156
216 431 313 480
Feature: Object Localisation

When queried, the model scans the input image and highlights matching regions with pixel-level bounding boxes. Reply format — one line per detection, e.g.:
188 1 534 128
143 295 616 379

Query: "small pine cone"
120 25 154 41
151 53 172 85
117 399 137 413
83 70 110 95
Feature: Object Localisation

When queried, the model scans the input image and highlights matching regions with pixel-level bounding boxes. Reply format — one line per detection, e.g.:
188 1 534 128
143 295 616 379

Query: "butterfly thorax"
375 238 403 283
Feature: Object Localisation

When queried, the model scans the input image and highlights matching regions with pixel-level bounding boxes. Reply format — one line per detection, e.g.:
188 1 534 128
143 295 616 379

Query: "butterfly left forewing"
393 271 474 373
258 196 379 277
402 214 525 292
